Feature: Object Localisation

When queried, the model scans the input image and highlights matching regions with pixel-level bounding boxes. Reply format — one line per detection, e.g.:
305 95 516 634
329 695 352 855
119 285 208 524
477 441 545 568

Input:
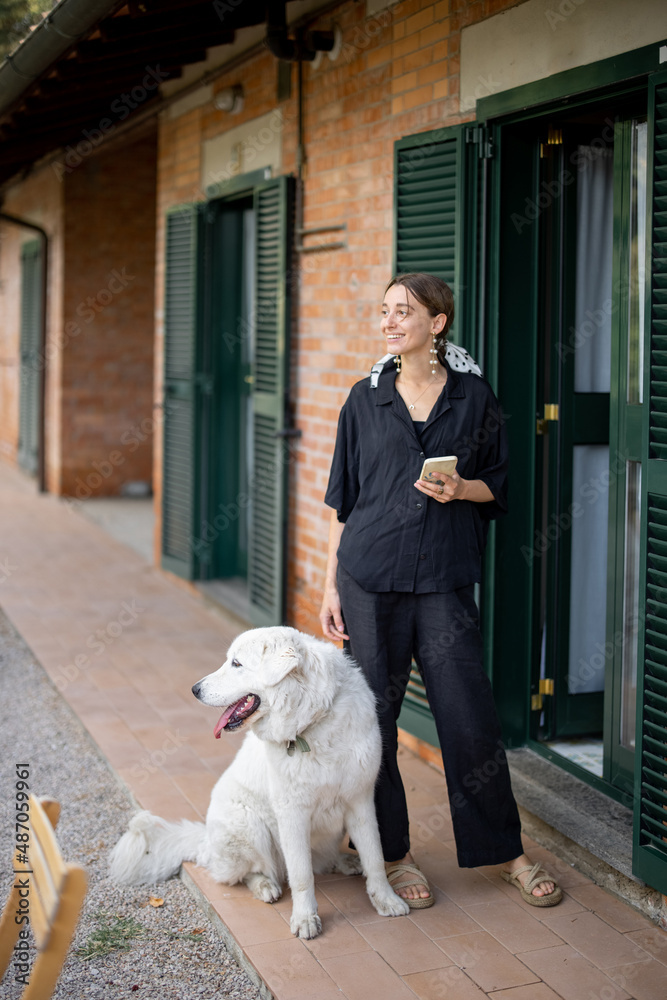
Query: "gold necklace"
399 375 443 411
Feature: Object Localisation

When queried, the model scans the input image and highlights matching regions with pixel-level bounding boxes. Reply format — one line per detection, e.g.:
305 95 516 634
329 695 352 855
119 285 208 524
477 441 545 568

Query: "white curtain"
568 445 609 694
574 145 614 393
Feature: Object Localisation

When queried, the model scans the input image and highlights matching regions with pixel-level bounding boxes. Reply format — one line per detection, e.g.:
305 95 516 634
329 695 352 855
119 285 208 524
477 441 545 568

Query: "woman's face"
381 284 446 359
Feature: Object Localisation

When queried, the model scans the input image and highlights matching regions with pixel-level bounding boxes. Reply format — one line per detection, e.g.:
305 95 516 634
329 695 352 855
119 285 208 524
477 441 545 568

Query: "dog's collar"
286 735 311 756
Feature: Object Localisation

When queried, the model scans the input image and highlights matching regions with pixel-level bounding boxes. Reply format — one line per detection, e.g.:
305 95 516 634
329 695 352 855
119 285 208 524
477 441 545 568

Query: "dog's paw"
244 872 282 903
369 890 411 917
290 912 323 939
333 852 363 876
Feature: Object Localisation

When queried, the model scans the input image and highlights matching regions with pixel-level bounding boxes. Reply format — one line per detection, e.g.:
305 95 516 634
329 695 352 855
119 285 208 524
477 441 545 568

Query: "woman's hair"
385 272 455 362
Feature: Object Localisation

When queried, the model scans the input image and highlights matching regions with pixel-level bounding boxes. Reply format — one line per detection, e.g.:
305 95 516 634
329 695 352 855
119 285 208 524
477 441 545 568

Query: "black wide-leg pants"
337 564 523 868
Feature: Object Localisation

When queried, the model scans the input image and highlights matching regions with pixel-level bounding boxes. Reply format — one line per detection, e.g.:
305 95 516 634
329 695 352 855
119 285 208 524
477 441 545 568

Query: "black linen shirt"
324 358 508 593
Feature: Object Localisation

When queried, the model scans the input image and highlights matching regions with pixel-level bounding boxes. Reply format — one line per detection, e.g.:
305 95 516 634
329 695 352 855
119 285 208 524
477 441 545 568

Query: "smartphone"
419 455 458 481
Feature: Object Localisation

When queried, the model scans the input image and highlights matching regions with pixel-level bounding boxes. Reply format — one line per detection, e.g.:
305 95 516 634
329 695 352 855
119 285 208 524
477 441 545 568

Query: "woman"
320 273 562 908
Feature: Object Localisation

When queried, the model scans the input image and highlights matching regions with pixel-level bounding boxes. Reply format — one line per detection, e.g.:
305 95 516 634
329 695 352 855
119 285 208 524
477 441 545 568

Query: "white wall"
460 0 667 112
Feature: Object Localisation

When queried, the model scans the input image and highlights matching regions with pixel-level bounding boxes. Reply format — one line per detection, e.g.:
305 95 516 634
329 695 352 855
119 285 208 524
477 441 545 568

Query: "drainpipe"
0 212 49 492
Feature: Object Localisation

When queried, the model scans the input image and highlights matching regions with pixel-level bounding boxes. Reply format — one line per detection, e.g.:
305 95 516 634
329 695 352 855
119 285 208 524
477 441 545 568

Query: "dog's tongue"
214 698 247 739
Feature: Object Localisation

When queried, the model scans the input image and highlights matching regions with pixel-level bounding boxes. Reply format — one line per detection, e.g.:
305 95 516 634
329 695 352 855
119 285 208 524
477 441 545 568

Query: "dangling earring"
394 354 401 373
430 333 438 373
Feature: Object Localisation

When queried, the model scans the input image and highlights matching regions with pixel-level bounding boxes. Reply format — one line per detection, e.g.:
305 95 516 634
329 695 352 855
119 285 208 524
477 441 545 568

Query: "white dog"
110 626 409 938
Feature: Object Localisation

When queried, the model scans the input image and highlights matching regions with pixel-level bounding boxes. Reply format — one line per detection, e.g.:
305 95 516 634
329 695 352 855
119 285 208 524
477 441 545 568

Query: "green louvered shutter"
161 205 203 579
248 176 294 625
634 71 667 894
394 123 485 353
393 124 484 746
18 240 42 476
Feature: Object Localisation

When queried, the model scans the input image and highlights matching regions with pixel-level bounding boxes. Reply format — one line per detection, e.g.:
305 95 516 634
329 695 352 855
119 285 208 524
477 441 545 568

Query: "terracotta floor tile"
431 862 509 907
184 862 251 900
464 897 564 954
320 950 417 1000
302 889 373 960
170 771 217 817
487 984 563 999
407 887 482 938
397 751 446 791
607 956 667 1000
567 884 653 933
245 938 338 1000
319 873 389 925
436 930 541 993
211 896 293 946
410 802 456 846
625 926 667 966
402 965 487 999
357 915 452 975
518 944 632 1000
546 910 652 969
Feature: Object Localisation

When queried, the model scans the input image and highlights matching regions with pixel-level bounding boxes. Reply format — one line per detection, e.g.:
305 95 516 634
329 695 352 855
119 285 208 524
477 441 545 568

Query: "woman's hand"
414 473 494 504
414 472 465 503
319 583 350 642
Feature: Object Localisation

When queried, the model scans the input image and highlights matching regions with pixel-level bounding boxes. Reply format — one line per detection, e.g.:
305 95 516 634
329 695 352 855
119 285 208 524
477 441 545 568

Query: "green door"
18 240 42 477
532 122 614 743
492 94 650 776
161 177 294 627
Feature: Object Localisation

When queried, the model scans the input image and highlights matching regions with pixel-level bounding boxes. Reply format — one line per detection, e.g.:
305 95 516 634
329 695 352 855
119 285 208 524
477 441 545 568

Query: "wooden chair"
0 796 87 1000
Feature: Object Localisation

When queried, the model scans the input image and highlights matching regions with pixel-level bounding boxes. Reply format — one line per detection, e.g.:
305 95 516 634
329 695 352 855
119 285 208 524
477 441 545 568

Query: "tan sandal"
386 862 435 909
501 862 563 907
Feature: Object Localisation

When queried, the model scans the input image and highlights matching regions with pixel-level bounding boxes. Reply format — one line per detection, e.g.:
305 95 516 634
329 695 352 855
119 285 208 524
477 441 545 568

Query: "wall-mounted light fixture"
311 25 343 70
214 84 244 114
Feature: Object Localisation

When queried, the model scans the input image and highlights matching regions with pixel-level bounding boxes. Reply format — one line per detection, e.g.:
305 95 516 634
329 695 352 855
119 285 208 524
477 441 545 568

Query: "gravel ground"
0 608 262 1000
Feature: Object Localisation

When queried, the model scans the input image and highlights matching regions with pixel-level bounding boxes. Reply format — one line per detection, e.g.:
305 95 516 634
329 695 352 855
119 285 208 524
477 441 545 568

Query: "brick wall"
61 130 157 498
0 169 64 491
153 0 524 620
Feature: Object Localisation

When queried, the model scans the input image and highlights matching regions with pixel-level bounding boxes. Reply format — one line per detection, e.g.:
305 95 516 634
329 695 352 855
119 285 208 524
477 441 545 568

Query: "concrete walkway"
1 461 665 1000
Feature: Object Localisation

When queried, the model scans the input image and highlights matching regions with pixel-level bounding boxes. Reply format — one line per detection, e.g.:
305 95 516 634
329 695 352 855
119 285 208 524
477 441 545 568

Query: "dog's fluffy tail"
109 810 207 885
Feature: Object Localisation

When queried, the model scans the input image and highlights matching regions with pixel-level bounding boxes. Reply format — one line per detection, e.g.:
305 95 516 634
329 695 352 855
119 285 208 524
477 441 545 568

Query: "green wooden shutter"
248 176 294 626
634 70 667 894
161 205 203 579
18 240 42 476
393 124 485 353
393 125 484 744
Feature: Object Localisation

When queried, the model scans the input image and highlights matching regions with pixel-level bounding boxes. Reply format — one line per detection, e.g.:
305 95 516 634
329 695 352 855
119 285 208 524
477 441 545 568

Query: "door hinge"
465 124 494 159
536 403 559 435
531 678 555 711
